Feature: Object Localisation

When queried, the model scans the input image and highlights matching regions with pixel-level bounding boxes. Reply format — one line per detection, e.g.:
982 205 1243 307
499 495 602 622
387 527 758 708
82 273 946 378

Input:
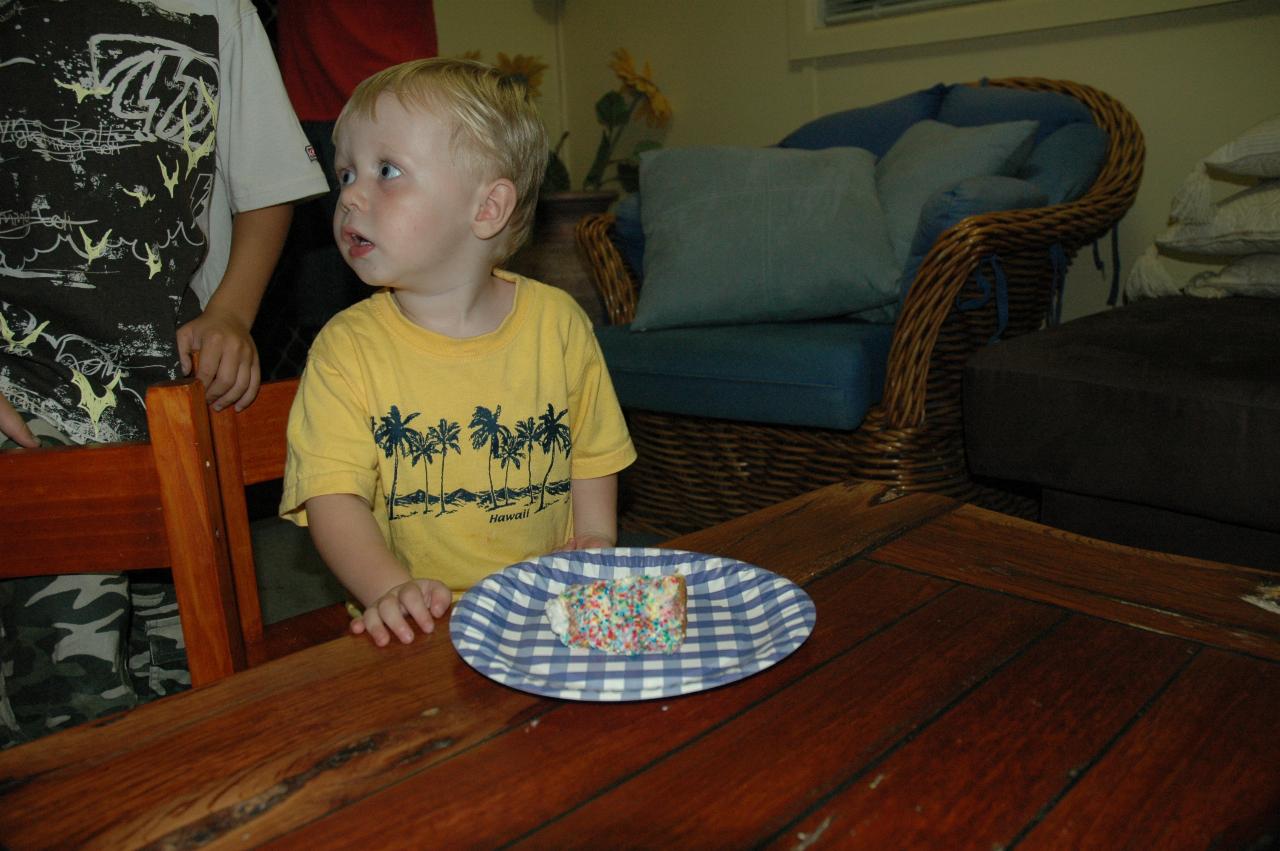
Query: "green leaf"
595 90 630 129
582 130 612 190
541 150 570 194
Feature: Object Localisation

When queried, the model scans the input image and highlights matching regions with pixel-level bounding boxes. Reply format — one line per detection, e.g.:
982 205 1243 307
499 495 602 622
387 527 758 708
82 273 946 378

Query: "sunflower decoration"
608 49 672 129
495 52 549 100
578 49 672 192
466 48 670 195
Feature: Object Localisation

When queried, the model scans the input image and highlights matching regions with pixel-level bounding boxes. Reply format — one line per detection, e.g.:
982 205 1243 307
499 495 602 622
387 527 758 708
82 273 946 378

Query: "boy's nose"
338 180 365 212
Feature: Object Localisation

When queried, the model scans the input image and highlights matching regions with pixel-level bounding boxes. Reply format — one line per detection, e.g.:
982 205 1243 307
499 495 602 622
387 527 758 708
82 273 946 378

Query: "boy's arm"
564 474 620 550
305 492 451 646
176 202 293 411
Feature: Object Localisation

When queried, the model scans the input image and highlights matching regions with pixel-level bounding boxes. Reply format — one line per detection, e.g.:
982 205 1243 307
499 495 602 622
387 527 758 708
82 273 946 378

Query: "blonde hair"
336 58 548 261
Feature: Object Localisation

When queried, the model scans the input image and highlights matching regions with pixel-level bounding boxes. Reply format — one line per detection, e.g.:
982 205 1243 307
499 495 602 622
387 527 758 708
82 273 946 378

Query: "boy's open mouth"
344 228 375 257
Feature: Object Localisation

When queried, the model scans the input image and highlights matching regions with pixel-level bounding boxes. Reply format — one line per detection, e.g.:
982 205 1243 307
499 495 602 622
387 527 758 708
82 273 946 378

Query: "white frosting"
545 595 569 638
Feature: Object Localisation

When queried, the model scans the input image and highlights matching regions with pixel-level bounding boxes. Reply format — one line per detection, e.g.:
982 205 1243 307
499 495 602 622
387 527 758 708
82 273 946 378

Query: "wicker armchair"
578 77 1144 537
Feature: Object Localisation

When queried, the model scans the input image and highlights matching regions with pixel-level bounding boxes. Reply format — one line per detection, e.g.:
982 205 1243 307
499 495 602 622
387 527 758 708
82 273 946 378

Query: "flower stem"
583 91 643 190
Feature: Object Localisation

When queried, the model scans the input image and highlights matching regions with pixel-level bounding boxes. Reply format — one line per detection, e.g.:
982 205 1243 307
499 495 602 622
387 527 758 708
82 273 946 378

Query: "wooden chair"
578 77 1145 536
0 378 245 686
208 378 348 666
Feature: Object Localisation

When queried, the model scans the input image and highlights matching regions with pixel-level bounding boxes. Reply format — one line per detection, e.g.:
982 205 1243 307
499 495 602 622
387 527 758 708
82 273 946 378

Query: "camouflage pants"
1 415 190 749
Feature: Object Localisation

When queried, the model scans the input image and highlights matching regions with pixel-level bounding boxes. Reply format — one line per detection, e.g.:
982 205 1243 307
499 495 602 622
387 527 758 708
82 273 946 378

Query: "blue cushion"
596 320 895 430
938 83 1093 145
876 119 1039 264
897 175 1049 299
612 191 646 277
778 83 948 158
1018 121 1108 204
632 145 901 331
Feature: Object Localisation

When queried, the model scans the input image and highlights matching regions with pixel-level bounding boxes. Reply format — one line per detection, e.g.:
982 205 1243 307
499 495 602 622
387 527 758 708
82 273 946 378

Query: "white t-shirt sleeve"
190 0 329 305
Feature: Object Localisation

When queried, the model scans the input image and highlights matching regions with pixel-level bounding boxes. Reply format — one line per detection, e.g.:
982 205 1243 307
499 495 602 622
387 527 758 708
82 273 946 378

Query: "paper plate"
449 548 816 701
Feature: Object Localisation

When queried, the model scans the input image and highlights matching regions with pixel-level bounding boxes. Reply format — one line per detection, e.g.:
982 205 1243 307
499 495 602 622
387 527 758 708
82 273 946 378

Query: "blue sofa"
578 77 1144 535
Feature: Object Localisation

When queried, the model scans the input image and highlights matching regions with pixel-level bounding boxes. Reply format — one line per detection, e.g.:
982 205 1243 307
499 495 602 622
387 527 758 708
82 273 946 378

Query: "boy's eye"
379 163 402 179
337 168 355 186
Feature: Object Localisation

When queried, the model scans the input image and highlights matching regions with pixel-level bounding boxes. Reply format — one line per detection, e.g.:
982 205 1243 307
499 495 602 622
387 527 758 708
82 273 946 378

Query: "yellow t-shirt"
281 271 636 591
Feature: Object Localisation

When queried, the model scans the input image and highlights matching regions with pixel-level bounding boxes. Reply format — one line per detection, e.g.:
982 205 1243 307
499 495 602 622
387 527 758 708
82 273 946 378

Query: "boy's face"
332 93 489 292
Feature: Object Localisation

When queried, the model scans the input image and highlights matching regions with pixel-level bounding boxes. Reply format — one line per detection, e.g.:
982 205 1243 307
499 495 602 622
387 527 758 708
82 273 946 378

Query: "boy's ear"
473 178 517 240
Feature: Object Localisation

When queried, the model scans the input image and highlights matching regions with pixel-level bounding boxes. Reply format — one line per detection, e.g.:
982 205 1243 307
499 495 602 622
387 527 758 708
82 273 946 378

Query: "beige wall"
437 0 1280 320
434 0 567 148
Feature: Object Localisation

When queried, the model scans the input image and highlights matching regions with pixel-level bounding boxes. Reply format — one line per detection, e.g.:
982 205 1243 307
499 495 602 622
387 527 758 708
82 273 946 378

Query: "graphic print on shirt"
0 1 217 441
372 402 572 524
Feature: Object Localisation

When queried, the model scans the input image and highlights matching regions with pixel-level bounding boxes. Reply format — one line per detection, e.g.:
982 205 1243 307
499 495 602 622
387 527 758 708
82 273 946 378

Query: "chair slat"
0 442 169 573
0 378 246 691
209 378 347 667
227 380 296 486
147 379 246 684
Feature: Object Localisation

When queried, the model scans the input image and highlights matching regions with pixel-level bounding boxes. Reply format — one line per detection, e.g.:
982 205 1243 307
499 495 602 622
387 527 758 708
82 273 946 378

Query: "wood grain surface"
1 481 1276 850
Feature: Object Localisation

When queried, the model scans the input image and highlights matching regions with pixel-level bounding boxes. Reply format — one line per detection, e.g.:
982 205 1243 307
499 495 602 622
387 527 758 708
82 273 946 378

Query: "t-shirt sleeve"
280 335 380 527
190 1 330 306
566 314 636 481
218 1 329 213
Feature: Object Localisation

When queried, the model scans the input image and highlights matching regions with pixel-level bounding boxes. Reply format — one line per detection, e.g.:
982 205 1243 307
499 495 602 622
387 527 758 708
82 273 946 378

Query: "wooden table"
3 482 1278 849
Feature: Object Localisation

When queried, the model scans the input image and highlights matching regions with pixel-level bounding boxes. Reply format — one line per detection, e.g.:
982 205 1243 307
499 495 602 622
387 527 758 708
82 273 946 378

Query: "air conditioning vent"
822 0 993 25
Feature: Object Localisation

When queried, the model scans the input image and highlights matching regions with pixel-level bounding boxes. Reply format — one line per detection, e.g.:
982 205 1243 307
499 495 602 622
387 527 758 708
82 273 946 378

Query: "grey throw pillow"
632 145 900 331
876 119 1039 264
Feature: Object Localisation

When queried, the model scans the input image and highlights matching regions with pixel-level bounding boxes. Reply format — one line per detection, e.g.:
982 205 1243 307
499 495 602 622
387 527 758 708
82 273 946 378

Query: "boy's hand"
351 578 452 647
176 307 261 411
0 392 38 448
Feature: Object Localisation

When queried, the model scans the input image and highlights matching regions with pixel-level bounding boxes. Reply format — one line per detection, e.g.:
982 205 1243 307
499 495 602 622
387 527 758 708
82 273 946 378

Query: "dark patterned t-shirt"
0 0 219 442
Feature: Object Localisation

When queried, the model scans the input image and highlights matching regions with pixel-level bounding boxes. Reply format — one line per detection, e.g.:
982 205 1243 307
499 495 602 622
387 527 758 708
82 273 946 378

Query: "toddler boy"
281 59 636 647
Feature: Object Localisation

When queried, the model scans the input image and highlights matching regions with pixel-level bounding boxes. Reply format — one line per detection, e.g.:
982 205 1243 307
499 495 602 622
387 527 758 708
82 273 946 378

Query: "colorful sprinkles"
548 575 687 655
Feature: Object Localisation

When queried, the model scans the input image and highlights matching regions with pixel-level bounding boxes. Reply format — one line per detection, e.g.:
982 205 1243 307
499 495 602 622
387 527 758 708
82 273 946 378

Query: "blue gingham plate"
449 548 816 701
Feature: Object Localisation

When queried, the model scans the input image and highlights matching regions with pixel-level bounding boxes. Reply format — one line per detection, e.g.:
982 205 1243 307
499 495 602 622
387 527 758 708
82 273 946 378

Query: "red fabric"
277 0 438 121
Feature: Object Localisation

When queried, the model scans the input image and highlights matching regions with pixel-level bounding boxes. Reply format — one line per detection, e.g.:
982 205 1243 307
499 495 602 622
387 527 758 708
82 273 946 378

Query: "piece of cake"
545 574 687 655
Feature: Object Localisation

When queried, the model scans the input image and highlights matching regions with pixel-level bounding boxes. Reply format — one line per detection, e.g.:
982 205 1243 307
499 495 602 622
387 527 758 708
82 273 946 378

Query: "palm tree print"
514 417 537 505
373 405 420 520
496 432 523 506
425 418 461 515
534 403 572 511
407 429 436 513
469 405 511 511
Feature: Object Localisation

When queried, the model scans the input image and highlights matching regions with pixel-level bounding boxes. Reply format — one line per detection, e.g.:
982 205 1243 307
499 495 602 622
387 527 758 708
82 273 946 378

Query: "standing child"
0 0 328 747
280 59 636 648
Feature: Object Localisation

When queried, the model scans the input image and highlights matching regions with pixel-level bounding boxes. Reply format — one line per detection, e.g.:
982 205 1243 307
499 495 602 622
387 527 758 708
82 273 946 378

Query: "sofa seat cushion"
597 320 895 431
964 296 1280 532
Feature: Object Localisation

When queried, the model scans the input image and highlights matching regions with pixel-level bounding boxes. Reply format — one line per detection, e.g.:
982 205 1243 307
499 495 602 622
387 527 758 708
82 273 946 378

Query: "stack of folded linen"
1125 115 1280 301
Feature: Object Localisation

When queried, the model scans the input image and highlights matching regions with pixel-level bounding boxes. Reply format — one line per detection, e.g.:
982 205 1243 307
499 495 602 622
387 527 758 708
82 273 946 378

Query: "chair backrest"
209 378 347 665
0 378 246 686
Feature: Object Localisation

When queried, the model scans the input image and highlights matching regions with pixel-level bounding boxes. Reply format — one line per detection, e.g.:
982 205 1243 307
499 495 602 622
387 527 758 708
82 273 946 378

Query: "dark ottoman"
964 295 1280 569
